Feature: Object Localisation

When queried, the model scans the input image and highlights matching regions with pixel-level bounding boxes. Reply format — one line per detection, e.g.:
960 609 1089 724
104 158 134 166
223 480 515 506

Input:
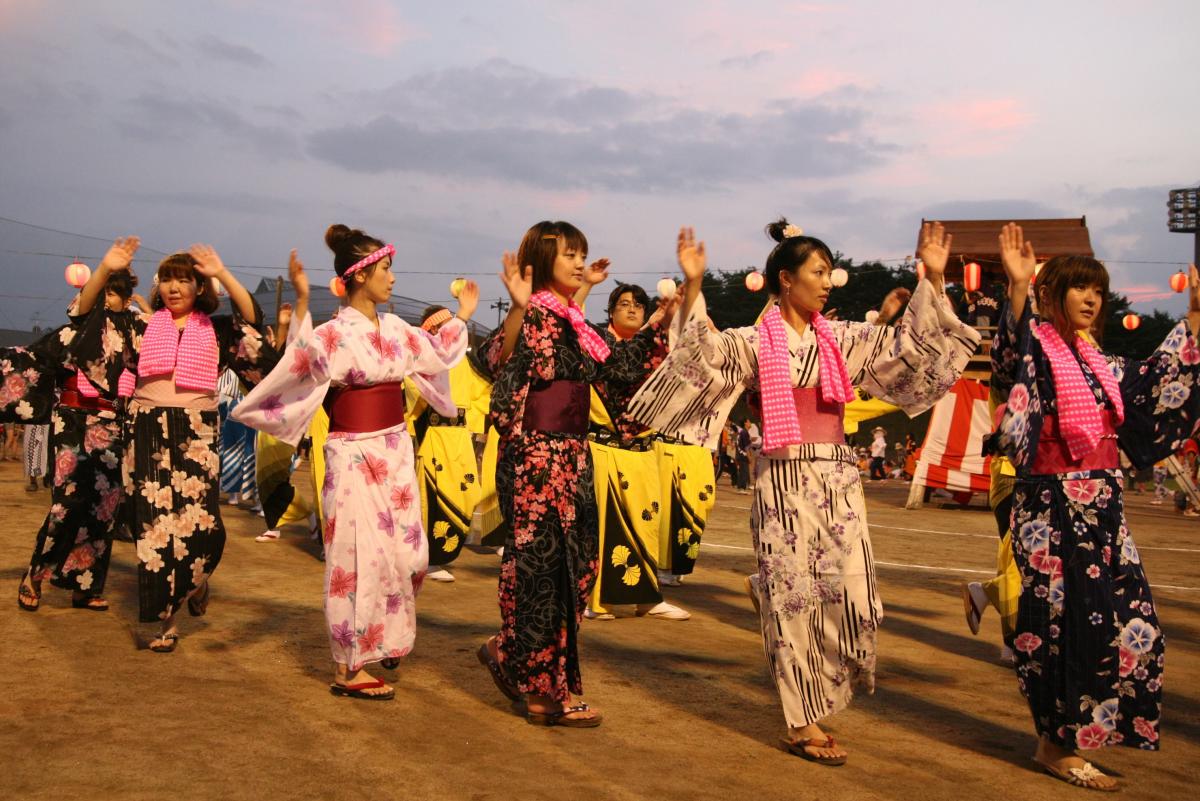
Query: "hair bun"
765 217 790 243
325 224 356 252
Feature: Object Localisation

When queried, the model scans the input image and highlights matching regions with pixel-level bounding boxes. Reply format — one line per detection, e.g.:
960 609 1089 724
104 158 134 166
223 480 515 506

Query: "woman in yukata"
990 223 1200 791
71 237 276 653
233 225 477 701
474 221 668 727
628 221 979 763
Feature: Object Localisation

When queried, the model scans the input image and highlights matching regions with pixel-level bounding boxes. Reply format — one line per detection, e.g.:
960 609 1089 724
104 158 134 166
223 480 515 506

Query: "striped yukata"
628 280 979 728
218 368 257 502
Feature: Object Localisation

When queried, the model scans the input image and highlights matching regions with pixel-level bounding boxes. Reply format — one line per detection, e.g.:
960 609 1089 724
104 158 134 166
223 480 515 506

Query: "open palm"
500 251 533 307
677 227 706 281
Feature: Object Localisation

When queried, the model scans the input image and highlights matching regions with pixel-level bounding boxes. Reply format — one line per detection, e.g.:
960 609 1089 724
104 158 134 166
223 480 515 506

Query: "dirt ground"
1 459 1197 801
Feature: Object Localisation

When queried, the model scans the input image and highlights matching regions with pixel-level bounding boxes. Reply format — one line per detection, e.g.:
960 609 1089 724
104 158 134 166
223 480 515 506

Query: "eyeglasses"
614 301 642 310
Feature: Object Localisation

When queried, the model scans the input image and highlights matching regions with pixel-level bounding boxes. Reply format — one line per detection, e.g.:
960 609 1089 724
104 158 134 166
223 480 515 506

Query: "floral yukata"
990 304 1200 752
478 304 664 701
73 300 275 622
233 307 467 671
629 280 979 727
2 321 132 597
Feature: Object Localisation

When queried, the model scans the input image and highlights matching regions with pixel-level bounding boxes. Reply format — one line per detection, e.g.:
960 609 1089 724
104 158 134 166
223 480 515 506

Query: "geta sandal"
1038 760 1118 792
71 595 109 611
329 678 395 701
17 572 40 612
149 633 179 653
779 736 848 766
526 703 603 728
477 639 521 702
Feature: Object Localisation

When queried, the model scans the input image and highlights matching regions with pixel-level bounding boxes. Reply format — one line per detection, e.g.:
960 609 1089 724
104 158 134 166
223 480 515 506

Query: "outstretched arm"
496 251 532 364
997 223 1037 321
75 236 140 315
190 244 257 323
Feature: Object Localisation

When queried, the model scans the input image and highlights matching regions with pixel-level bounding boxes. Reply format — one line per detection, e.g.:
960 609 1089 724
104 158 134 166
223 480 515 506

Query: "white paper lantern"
830 267 848 287
656 278 677 300
865 309 879 324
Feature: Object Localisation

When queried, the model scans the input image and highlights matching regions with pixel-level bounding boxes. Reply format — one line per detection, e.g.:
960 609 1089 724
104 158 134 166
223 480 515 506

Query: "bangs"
555 223 588 257
1041 255 1109 294
157 253 200 283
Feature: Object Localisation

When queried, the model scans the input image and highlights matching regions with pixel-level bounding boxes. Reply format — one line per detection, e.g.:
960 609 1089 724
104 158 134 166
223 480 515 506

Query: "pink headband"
342 244 395 281
421 309 453 332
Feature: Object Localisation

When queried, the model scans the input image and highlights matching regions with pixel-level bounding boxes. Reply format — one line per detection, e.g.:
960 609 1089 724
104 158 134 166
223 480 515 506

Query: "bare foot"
334 665 393 698
1035 736 1118 791
786 723 848 761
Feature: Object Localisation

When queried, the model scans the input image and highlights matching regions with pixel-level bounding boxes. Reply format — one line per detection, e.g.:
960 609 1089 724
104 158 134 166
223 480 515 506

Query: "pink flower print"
377 509 396 538
380 337 400 361
439 324 459 347
259 394 285 422
346 368 367 386
328 566 357 598
4 372 27 400
386 593 403 615
316 325 342 355
357 454 389 485
1132 717 1159 743
384 432 402 450
54 448 78 485
1063 479 1101 504
1074 723 1109 750
1006 384 1028 414
1118 647 1138 677
404 522 423 548
323 516 336 546
1014 632 1043 655
83 423 113 453
367 330 384 355
95 487 122 522
391 484 414 511
405 330 423 354
356 623 385 653
330 620 353 648
1086 564 1101 579
1181 337 1200 366
62 544 96 572
323 468 336 493
1028 548 1061 577
289 348 313 377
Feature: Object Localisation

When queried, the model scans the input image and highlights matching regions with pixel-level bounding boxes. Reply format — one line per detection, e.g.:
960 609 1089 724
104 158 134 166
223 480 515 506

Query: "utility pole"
490 298 510 326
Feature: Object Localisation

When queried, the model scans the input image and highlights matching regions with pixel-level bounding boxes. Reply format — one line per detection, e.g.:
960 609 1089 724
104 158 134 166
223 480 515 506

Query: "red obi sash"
324 382 407 434
523 380 590 435
1031 412 1119 474
792 387 845 444
61 373 115 412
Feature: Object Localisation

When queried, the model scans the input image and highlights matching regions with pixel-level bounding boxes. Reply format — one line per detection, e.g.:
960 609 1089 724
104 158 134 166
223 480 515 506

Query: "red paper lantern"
64 261 91 288
1170 271 1188 293
963 262 981 292
1122 313 1140 331
329 277 347 298
744 272 764 292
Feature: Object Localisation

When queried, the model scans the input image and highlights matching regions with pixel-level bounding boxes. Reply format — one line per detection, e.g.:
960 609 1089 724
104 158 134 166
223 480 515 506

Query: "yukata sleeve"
405 317 469 418
212 295 279 390
231 311 331 447
839 278 981 415
1114 321 1200 469
67 298 141 399
626 291 755 449
0 324 76 423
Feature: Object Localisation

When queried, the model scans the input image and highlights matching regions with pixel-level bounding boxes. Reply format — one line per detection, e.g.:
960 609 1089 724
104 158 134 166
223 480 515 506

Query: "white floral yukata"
233 307 468 671
628 279 979 727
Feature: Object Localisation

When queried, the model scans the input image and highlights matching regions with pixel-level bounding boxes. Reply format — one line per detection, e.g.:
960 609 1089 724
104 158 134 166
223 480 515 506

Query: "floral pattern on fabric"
477 304 664 701
591 323 668 443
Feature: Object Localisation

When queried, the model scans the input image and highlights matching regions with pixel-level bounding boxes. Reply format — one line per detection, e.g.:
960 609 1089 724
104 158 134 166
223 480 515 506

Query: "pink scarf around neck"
1036 322 1124 460
138 308 219 392
758 306 853 451
530 290 611 363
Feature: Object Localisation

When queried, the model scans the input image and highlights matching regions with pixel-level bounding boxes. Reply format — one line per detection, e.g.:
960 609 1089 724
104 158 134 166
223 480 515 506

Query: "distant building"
0 327 44 347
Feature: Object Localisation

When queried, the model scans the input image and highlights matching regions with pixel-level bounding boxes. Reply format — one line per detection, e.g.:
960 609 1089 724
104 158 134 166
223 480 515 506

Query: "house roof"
916 217 1094 280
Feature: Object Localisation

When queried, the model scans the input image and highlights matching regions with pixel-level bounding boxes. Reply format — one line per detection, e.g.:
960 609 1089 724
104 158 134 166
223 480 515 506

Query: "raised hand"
456 279 480 320
998 222 1037 286
646 292 681 329
278 302 293 326
287 249 309 301
189 244 227 278
99 236 140 274
584 258 610 286
916 222 952 281
130 292 151 315
878 287 912 324
500 251 533 308
677 227 706 283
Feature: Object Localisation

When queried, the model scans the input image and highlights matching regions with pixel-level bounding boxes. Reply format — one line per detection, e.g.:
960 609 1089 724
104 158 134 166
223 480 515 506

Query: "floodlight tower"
1168 186 1200 266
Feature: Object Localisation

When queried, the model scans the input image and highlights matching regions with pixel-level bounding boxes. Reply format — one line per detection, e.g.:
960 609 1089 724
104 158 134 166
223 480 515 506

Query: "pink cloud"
1114 284 1177 303
289 0 418 56
786 68 865 97
918 96 1035 158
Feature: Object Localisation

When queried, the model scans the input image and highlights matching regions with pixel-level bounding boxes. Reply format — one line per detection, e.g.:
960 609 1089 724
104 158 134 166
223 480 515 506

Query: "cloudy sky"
1 0 1197 330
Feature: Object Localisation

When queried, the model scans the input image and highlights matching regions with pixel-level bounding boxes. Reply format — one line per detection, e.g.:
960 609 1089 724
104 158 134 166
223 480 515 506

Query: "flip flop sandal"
1039 760 1118 792
149 633 179 653
477 641 522 702
71 595 110 611
779 736 848 766
526 703 603 728
329 678 395 701
187 582 210 617
961 582 984 636
17 573 40 612
255 530 281 542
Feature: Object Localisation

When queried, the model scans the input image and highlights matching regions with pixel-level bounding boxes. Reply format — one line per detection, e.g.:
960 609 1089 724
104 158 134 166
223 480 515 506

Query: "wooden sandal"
1038 760 1118 792
149 633 179 653
329 678 395 701
779 736 848 766
17 571 40 612
477 639 521 702
526 703 603 728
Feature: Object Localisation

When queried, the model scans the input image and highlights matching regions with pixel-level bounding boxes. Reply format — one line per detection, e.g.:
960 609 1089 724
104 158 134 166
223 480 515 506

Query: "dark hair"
150 253 220 314
325 224 387 288
762 217 835 295
105 270 138 301
516 221 588 292
606 283 650 319
420 304 449 324
1035 255 1110 343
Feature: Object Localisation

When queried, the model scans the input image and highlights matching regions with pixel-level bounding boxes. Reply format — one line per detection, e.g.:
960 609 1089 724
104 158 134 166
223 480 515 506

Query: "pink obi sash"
523 380 590 436
1031 412 1119 474
791 387 845 444
323 382 407 434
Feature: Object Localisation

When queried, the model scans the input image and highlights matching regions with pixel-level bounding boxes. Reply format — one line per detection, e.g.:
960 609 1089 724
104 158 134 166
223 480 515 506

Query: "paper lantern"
865 309 880 324
963 262 981 292
330 277 347 298
65 261 91 288
744 272 764 292
1170 270 1188 293
830 267 848 287
449 277 467 299
656 278 677 300
915 259 925 281
1122 313 1140 331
